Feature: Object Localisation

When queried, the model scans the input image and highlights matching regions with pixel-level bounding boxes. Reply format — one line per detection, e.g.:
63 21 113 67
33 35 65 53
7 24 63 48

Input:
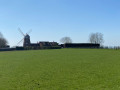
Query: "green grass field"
0 49 120 90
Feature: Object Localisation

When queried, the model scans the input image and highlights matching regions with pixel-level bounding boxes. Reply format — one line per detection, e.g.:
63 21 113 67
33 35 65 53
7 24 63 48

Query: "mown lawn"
0 49 120 90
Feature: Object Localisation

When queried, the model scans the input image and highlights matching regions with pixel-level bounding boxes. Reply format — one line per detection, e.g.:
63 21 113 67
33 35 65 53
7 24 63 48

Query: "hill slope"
0 49 120 90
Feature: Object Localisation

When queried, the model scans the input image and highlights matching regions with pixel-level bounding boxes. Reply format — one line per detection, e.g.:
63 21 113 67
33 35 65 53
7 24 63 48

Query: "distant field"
0 49 120 90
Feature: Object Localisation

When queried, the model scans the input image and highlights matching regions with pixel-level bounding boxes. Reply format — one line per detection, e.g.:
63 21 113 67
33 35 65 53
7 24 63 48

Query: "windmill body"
17 28 32 47
23 34 31 47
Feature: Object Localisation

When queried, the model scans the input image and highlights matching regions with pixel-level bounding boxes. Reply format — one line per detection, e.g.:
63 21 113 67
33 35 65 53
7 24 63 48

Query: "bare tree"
89 32 104 45
60 37 72 44
0 32 8 48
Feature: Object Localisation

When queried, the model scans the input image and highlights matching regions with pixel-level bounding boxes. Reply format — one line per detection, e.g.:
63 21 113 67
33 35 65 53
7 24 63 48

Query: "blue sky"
0 0 120 46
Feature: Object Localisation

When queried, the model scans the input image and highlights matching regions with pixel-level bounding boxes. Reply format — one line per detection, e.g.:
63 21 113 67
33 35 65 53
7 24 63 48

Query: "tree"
60 37 72 44
0 32 8 48
89 32 104 45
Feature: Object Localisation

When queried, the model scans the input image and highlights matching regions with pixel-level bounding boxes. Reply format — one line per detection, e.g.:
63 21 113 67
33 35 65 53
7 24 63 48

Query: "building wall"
61 43 100 48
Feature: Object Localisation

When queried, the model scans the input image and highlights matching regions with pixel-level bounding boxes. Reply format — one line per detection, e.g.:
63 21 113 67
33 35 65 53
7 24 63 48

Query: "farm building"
21 33 60 49
30 41 59 48
61 43 100 48
16 41 60 50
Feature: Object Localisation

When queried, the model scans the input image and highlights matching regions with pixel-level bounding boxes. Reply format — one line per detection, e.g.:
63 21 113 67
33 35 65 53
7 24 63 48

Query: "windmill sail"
17 28 31 47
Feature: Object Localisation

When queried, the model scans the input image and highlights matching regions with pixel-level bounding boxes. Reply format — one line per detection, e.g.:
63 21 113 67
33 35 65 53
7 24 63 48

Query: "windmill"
17 28 32 47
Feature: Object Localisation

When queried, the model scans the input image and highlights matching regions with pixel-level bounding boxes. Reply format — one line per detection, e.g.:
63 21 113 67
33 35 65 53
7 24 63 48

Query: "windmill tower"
17 28 32 47
23 34 31 47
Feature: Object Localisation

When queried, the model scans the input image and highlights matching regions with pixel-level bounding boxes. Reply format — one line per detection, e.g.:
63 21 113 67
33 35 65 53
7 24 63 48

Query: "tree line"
0 32 104 48
60 32 104 45
0 32 8 48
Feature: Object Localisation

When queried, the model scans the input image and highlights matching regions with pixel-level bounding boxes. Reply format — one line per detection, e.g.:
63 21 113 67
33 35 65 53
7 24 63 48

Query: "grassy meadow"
0 49 120 90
